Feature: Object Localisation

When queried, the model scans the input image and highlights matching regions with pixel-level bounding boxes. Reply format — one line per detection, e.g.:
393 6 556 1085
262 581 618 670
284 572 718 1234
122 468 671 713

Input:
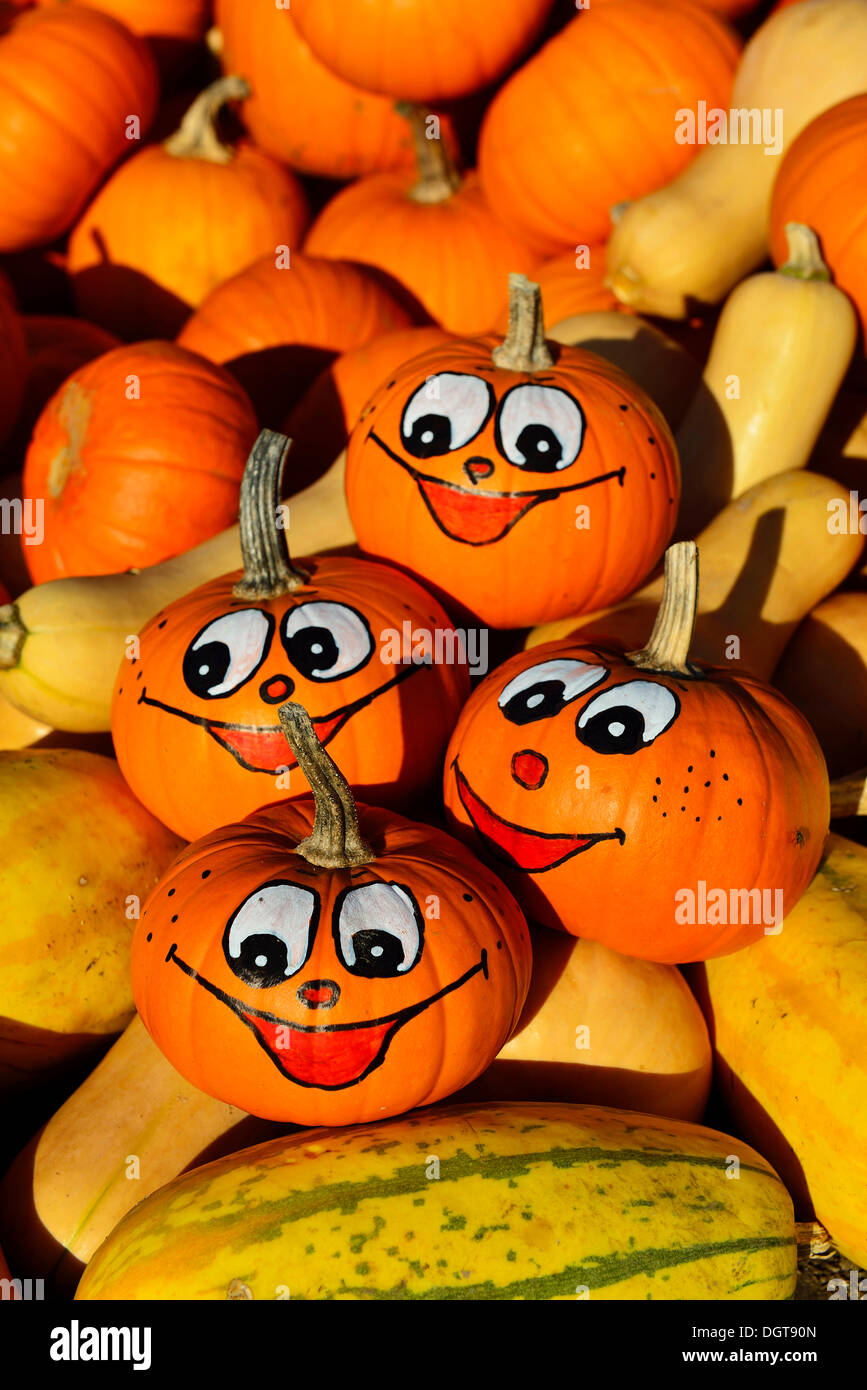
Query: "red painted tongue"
417 477 537 544
209 712 347 772
244 1013 396 1087
457 772 593 872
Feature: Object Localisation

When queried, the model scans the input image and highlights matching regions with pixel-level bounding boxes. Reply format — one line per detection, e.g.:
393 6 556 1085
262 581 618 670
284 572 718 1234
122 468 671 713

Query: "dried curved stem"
232 431 309 600
492 275 555 372
164 75 250 164
627 542 702 676
396 102 461 205
278 703 376 868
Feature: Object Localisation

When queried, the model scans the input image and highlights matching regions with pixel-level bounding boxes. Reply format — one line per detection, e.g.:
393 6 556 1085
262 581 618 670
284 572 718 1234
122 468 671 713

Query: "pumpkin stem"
163 75 250 164
278 702 376 868
395 103 461 205
0 603 25 670
626 541 701 676
492 274 555 372
779 223 832 283
232 430 310 600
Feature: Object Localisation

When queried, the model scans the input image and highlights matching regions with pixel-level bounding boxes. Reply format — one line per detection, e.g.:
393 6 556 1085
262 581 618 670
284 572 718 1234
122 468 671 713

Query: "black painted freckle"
650 472 656 480
681 805 686 812
710 749 716 758
662 811 667 818
704 780 711 787
136 670 143 680
619 404 628 411
496 941 503 950
146 933 152 942
171 914 178 923
722 773 729 781
695 816 700 822
717 815 722 821
648 437 655 445
737 798 743 806
201 870 211 879
687 765 693 773
119 688 123 695
463 893 473 901
131 657 137 665
168 888 175 897
386 380 396 389
652 795 657 803
158 620 167 629
655 777 661 785
683 786 689 793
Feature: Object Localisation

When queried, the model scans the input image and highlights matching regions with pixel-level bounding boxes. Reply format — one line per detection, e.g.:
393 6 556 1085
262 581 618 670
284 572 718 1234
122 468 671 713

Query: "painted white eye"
183 610 272 699
401 374 494 458
282 603 373 681
496 385 584 472
499 659 608 726
335 882 423 977
577 681 679 754
224 883 319 988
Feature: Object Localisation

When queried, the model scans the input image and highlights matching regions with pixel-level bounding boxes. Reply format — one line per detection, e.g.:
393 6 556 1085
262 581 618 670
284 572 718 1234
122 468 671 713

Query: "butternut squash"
548 310 701 432
606 0 867 318
0 1016 294 1297
689 833 867 1269
774 592 867 778
0 448 353 733
675 225 857 537
0 692 50 751
527 469 863 680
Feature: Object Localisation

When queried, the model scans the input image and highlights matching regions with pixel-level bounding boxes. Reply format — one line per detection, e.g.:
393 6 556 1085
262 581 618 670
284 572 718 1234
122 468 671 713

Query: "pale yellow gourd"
0 449 353 733
0 691 50 750
606 0 867 318
675 224 857 536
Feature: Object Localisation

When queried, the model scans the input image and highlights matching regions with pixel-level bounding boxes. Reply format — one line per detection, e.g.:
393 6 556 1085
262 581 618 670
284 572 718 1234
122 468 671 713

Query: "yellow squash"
675 225 857 537
527 469 863 680
0 749 181 1091
690 833 867 1269
0 1016 293 1297
76 1101 796 1301
0 448 353 733
606 0 867 318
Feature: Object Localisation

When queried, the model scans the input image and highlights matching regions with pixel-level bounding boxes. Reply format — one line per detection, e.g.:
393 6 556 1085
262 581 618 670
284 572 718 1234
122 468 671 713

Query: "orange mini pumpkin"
112 432 471 842
132 702 531 1126
346 274 679 629
443 543 830 964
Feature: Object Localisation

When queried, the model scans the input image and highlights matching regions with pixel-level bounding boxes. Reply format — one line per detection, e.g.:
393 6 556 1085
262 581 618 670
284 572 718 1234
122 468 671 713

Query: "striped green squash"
75 1101 796 1301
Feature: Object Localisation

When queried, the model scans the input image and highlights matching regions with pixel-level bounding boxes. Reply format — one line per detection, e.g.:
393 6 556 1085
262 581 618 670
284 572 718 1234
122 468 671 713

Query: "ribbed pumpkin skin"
35 0 210 44
460 928 712 1122
0 7 158 252
67 142 311 340
75 1100 796 1300
305 172 539 337
443 635 830 962
691 834 867 1268
769 95 867 352
214 0 430 180
291 0 555 103
23 341 258 581
478 0 741 256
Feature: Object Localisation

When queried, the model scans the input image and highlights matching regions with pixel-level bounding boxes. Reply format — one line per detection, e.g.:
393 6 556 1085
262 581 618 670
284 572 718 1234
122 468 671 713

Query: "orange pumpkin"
346 274 679 629
305 106 539 337
111 431 471 842
770 94 867 355
18 316 119 421
176 253 415 423
281 326 455 492
493 246 624 332
290 0 555 103
0 275 27 450
443 543 830 964
32 0 209 68
214 0 446 180
131 701 532 1125
478 0 742 256
23 341 258 582
0 5 158 252
67 77 311 341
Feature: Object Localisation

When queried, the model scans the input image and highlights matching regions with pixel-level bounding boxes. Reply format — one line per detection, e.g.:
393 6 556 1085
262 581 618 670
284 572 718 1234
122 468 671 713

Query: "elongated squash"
527 469 863 679
75 1100 796 1301
0 449 353 733
606 0 867 318
690 833 867 1269
0 1016 294 1298
675 225 857 537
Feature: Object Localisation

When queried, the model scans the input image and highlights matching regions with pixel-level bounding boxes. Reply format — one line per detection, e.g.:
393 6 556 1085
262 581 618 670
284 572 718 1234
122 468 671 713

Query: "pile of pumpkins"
0 0 865 1303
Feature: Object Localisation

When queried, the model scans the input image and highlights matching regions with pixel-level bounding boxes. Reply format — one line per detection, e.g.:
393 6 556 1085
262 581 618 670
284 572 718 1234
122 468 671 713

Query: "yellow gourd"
606 0 867 318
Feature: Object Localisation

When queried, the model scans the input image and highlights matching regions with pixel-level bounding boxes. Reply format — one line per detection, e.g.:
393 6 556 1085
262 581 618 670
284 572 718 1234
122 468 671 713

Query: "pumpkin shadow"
225 345 338 429
776 622 867 780
280 369 348 495
575 326 701 433
673 377 735 541
450 1057 710 1124
70 260 192 342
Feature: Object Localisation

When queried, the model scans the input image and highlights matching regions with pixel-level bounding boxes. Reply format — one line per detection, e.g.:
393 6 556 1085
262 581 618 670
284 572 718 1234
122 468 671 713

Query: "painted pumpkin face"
443 636 830 963
132 799 531 1125
112 554 470 841
345 331 679 628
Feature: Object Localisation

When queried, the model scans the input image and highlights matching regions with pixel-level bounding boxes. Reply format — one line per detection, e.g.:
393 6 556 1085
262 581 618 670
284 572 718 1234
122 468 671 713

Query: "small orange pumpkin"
22 341 258 582
346 274 679 629
112 431 471 842
32 0 209 70
0 5 158 252
443 542 830 964
132 701 531 1126
67 77 311 341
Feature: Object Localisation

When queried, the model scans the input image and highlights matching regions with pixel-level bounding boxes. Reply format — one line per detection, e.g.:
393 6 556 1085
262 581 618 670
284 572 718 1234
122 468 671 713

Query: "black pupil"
502 680 567 725
229 933 289 989
402 412 452 458
284 625 339 678
578 706 646 755
183 640 230 697
515 423 562 471
349 929 405 978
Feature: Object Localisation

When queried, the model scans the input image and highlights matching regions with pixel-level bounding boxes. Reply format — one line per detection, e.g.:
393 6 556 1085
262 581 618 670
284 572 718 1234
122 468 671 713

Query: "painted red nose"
297 979 340 1009
463 457 495 485
260 674 295 704
511 750 549 790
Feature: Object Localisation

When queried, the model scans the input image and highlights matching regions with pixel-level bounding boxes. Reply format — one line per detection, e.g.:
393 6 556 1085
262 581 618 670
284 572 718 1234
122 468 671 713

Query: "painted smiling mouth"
138 663 421 774
453 762 625 873
370 432 625 545
165 944 488 1089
